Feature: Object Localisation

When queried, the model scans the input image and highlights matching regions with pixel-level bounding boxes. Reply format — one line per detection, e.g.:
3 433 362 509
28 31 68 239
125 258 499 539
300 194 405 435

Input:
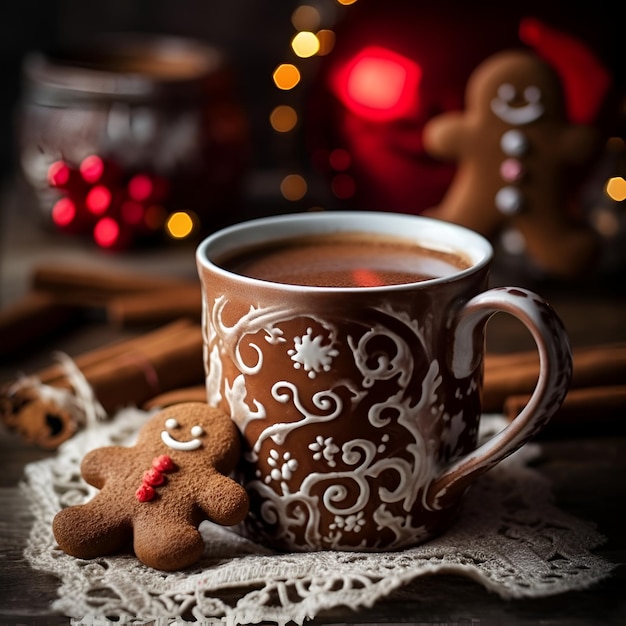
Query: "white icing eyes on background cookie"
491 85 544 125
496 83 541 105
497 83 516 102
165 418 179 429
524 86 541 103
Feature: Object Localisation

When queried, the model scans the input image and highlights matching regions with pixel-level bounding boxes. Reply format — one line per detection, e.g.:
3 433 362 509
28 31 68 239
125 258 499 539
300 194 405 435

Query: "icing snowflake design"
309 435 340 467
288 327 339 379
266 449 298 485
329 511 366 533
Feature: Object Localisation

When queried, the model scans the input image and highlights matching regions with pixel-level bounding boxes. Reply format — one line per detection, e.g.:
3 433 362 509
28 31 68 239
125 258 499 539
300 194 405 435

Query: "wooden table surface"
1 181 625 625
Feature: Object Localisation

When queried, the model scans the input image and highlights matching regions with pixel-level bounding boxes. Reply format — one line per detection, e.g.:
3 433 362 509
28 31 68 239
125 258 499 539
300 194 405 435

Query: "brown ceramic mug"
196 211 572 551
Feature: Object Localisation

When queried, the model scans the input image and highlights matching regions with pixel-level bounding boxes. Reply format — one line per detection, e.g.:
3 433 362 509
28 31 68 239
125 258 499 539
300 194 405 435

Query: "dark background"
0 0 622 197
0 0 303 186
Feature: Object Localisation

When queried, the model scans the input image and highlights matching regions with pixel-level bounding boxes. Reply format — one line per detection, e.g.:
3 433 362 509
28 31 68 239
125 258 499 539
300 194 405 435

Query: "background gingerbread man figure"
423 49 601 278
53 402 249 571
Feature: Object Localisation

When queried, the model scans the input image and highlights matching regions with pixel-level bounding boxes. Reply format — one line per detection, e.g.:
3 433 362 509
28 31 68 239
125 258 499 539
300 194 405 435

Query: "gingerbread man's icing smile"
161 417 205 451
490 83 544 125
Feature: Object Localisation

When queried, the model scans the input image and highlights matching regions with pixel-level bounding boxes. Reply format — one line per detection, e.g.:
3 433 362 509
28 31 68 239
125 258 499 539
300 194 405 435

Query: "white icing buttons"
500 130 529 157
495 186 524 214
500 228 527 255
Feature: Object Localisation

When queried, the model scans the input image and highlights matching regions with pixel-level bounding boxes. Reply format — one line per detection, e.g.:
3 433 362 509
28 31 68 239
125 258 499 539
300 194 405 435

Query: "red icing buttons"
136 455 177 502
143 467 165 486
136 484 156 503
153 454 176 472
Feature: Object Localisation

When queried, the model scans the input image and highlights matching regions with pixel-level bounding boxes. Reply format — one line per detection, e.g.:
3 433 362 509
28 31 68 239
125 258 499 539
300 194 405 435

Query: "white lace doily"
21 408 615 625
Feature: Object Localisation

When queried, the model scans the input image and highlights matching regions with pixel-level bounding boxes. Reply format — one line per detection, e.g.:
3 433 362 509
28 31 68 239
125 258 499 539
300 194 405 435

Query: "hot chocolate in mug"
196 211 572 551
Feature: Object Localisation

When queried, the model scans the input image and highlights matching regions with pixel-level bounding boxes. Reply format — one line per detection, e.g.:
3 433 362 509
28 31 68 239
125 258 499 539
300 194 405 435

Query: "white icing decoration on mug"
288 327 339 378
205 296 478 550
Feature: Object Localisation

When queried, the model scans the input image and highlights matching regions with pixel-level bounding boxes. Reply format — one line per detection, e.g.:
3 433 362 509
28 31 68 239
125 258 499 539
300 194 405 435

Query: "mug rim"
196 210 493 293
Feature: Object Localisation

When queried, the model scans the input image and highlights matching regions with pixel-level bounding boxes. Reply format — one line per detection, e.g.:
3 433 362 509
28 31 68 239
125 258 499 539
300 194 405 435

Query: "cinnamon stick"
30 322 204 412
106 284 202 327
143 385 207 410
72 323 204 412
36 318 195 385
483 342 626 413
504 385 626 433
31 264 194 306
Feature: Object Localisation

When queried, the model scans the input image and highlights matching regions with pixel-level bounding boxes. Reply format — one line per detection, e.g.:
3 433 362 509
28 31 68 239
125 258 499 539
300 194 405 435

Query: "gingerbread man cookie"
423 49 600 278
52 402 249 571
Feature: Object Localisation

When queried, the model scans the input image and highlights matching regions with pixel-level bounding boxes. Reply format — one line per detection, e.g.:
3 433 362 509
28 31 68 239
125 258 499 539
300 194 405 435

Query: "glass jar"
17 34 250 249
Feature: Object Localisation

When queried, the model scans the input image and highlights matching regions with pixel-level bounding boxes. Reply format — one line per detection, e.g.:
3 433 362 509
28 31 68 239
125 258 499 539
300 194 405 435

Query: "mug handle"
426 286 572 508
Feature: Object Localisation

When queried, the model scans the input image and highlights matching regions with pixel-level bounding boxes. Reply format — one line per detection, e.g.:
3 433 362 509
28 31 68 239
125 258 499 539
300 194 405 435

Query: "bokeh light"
280 174 308 201
47 161 71 187
316 29 336 56
93 217 120 248
606 176 626 202
291 5 321 31
336 46 421 121
590 207 620 237
128 174 154 202
270 105 298 132
292 31 320 58
85 185 112 215
80 155 104 183
51 197 76 227
273 64 301 90
166 211 196 239
268 0 357 212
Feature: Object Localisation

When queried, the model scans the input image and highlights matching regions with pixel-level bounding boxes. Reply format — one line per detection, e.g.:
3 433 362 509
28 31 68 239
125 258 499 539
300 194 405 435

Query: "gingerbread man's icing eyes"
491 83 544 125
497 83 516 102
161 417 205 451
